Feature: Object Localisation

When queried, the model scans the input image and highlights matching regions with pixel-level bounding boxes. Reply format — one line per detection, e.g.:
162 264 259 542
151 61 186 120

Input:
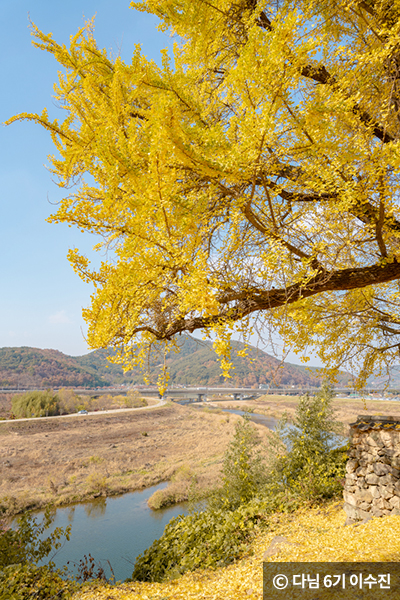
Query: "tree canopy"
7 0 400 387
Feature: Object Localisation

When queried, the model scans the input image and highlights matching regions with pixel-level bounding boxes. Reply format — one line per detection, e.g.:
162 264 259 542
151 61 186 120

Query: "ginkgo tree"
7 0 400 388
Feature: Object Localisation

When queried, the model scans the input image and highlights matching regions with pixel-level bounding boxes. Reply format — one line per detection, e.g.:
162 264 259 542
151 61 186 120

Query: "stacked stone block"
343 415 400 524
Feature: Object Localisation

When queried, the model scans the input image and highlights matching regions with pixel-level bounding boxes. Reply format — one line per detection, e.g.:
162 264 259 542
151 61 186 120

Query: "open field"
0 401 271 517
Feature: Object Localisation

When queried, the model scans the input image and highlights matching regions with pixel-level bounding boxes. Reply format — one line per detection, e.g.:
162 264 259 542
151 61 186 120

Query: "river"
33 482 189 583
216 406 278 429
23 405 346 583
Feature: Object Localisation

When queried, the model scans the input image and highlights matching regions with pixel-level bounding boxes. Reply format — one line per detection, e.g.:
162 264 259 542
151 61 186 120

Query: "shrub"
209 413 267 511
11 391 59 419
58 388 81 415
0 564 77 600
123 392 147 408
86 473 108 495
0 509 71 569
67 553 115 584
0 509 77 599
266 384 348 502
130 498 273 582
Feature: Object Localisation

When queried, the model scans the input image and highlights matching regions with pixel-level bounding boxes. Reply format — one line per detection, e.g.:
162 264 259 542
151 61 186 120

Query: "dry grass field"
1 392 398 518
0 401 265 517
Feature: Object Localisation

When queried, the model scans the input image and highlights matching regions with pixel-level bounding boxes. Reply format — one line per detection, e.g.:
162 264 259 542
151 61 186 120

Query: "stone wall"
343 415 400 525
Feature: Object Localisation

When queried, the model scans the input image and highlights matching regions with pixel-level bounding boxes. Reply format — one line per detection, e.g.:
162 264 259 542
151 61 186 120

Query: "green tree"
0 510 77 600
267 385 348 502
7 0 400 386
11 391 59 419
211 414 267 510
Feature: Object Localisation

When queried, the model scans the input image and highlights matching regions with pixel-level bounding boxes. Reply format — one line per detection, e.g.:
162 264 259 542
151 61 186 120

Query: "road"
0 397 165 424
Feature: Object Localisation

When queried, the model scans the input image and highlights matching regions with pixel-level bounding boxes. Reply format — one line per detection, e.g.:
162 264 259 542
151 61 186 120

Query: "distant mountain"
0 347 110 389
0 336 352 389
125 335 331 387
367 366 400 388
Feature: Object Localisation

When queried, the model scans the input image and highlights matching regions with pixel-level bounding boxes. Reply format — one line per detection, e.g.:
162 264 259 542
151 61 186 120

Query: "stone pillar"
344 415 400 525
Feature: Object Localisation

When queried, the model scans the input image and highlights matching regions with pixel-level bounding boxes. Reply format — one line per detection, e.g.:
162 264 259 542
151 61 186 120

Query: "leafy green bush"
0 564 77 600
267 384 348 502
11 391 60 418
130 498 273 582
0 509 70 569
209 413 267 511
0 509 78 600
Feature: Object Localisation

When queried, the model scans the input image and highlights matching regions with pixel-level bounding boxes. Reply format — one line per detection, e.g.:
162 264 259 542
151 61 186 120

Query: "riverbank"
71 499 400 598
0 401 270 517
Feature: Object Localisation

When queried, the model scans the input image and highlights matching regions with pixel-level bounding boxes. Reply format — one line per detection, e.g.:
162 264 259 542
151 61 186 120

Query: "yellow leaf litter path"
73 501 400 600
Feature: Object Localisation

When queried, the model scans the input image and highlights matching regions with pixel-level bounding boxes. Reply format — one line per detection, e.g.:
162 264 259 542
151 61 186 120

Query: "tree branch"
376 195 388 257
358 1 376 17
134 259 400 341
245 0 272 31
242 199 310 259
257 173 400 232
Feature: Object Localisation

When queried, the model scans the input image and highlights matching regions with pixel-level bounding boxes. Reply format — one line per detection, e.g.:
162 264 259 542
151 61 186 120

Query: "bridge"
0 386 272 402
155 387 400 403
1 387 399 403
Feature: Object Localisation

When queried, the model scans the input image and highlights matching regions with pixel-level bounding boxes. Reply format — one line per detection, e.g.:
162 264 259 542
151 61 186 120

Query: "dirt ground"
0 401 256 517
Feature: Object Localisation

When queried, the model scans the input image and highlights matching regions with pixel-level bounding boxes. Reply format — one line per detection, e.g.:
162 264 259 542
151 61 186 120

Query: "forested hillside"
0 347 110 388
0 336 351 389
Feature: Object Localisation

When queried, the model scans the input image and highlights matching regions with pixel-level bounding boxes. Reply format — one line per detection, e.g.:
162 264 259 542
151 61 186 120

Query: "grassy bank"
70 500 400 599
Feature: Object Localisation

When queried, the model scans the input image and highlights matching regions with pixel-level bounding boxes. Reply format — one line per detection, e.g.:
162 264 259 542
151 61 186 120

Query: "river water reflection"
35 482 188 583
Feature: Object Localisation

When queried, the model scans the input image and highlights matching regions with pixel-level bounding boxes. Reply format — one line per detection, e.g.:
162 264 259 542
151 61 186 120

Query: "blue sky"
1 0 319 366
1 0 175 357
